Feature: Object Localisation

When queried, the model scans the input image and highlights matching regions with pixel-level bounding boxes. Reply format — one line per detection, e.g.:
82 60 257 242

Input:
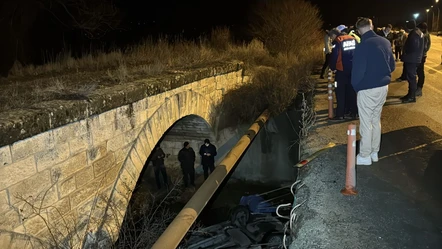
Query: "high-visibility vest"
349 31 361 43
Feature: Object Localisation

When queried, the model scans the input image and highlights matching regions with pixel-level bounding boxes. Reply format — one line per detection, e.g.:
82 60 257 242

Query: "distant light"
413 13 419 19
427 9 430 12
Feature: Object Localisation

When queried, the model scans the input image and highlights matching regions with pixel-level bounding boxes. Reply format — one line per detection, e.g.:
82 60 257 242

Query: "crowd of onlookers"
320 17 430 166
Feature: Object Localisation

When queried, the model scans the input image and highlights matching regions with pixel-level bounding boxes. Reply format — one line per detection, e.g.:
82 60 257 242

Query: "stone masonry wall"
0 62 245 248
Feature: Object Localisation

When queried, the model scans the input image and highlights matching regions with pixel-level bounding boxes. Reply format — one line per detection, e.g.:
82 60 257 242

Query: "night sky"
0 0 439 75
120 0 436 31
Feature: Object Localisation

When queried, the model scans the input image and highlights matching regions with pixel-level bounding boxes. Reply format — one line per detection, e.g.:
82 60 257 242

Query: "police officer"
329 28 358 121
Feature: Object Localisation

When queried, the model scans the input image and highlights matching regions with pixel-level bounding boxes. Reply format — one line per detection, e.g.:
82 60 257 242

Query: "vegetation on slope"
0 0 322 125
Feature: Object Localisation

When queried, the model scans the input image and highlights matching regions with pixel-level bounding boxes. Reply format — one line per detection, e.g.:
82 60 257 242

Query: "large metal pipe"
152 109 271 249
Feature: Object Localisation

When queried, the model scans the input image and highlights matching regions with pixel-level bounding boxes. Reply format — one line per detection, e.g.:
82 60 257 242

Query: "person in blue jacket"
329 28 358 121
351 17 395 166
400 19 424 103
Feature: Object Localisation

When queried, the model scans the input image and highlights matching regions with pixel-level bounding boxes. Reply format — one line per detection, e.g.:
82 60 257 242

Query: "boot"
415 87 422 97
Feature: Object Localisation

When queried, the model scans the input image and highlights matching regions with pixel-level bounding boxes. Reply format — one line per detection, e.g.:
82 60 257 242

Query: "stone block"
148 113 161 142
141 127 155 152
0 156 36 190
132 98 148 113
115 105 134 133
35 142 70 172
69 133 92 156
14 213 48 236
0 190 10 214
0 145 12 166
93 152 115 177
176 91 187 118
146 106 159 119
129 149 144 174
11 131 55 162
114 144 132 165
133 109 149 128
87 143 107 164
115 169 135 199
87 114 115 146
136 130 151 161
45 197 71 223
9 177 58 213
0 209 20 230
101 165 120 187
123 158 138 180
51 151 88 183
69 177 103 209
107 128 140 152
75 166 94 188
98 109 116 126
59 176 76 198
52 121 86 145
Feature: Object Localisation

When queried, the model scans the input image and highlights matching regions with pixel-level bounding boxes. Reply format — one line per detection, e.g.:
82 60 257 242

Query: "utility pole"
437 0 441 32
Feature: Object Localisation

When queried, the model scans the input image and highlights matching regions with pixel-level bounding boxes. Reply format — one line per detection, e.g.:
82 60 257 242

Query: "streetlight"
413 13 420 20
427 9 430 24
437 0 441 32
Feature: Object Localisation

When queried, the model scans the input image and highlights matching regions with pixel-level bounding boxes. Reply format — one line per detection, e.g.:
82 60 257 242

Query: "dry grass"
0 0 323 125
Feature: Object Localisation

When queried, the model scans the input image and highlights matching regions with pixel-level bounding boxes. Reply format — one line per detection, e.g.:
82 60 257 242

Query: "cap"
336 24 348 32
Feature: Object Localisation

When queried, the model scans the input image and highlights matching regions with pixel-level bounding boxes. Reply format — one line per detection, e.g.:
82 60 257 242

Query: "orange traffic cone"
341 124 358 196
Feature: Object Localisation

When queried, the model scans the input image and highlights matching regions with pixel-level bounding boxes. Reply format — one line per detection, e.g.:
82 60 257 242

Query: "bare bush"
220 0 323 124
110 177 183 249
249 0 323 55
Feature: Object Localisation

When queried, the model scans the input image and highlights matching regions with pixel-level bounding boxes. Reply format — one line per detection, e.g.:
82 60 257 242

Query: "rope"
275 180 306 248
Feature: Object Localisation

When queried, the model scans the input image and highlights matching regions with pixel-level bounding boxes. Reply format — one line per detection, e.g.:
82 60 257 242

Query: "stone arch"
94 89 217 240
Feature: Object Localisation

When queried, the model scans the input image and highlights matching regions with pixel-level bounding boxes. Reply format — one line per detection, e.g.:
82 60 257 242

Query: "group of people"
151 138 217 189
322 19 431 109
320 17 403 166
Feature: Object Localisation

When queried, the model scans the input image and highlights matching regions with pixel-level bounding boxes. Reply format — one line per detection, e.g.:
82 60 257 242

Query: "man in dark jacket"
376 24 394 46
400 19 424 103
199 139 217 179
416 22 431 97
351 17 395 166
178 141 196 187
329 28 358 121
151 145 168 189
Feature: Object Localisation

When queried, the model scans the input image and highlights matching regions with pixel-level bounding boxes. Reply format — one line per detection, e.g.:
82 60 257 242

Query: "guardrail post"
327 69 334 119
341 123 358 196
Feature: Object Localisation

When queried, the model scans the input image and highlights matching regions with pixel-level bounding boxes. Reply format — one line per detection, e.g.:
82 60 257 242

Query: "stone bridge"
0 62 247 247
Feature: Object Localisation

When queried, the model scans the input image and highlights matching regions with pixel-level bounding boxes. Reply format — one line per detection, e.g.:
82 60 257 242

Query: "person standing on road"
416 22 431 97
329 28 358 121
199 139 217 180
178 141 196 187
351 17 396 166
394 30 406 61
320 28 333 79
400 19 424 103
376 24 394 46
151 145 168 189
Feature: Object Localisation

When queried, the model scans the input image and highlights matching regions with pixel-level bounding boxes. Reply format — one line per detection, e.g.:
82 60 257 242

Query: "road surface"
291 35 442 249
